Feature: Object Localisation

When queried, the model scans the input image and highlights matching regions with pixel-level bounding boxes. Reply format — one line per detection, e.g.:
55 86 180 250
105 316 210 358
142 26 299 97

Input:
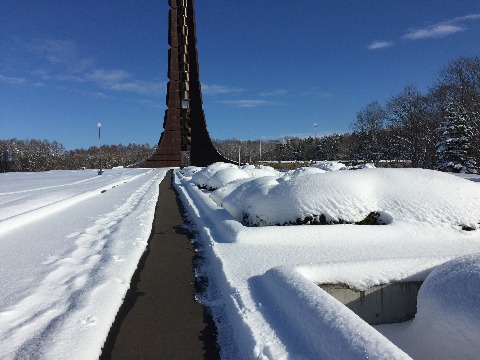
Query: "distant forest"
215 55 480 172
0 140 152 172
1 55 479 172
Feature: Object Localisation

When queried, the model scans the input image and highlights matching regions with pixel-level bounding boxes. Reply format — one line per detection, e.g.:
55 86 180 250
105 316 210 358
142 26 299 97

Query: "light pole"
313 122 318 163
97 122 102 175
313 122 317 140
259 139 262 163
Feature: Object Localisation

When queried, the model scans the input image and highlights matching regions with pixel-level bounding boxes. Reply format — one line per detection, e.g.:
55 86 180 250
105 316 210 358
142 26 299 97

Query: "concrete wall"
320 282 423 325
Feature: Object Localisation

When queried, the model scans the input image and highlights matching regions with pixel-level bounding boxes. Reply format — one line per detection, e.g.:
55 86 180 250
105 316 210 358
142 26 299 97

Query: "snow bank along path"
176 164 480 359
0 169 166 359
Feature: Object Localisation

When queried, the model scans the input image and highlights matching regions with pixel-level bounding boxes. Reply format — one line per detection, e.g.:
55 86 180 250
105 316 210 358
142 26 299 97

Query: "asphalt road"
100 170 219 359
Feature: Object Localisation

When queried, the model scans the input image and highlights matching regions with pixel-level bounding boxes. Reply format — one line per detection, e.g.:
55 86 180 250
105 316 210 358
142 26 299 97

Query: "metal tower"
138 0 231 168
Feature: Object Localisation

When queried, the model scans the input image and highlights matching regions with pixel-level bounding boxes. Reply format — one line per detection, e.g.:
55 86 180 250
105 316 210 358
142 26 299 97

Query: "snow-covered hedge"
191 162 237 188
190 162 279 189
312 160 348 171
217 168 480 228
187 163 480 229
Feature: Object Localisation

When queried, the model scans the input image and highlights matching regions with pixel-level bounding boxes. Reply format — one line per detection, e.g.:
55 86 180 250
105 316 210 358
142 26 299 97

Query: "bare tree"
351 101 387 162
386 85 437 168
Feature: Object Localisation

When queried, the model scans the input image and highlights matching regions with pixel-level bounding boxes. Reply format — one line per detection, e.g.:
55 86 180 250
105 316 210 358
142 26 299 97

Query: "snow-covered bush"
205 168 251 191
350 163 376 170
241 166 280 179
219 168 480 228
191 162 237 188
285 167 326 179
312 161 347 171
210 177 257 206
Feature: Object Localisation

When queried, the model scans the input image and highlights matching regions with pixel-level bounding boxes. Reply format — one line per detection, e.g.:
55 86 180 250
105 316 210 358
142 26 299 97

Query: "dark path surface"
100 170 219 359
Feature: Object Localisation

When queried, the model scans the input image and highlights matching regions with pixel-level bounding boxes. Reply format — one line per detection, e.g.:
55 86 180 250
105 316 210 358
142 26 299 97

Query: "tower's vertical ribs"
137 0 232 168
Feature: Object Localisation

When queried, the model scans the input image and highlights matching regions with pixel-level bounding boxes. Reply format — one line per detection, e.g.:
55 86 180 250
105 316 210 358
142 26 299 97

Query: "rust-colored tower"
138 0 231 168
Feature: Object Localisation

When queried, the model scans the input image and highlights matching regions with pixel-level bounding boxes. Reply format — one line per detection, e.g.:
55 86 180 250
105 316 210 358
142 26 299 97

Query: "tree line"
214 55 480 173
2 55 478 173
0 139 152 172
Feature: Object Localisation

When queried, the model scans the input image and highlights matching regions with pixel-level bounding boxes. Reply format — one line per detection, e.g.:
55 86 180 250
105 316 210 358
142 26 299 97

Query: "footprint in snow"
80 314 96 325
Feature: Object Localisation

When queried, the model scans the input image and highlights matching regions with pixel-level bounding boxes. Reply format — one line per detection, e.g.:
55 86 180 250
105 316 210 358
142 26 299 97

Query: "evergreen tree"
435 101 477 173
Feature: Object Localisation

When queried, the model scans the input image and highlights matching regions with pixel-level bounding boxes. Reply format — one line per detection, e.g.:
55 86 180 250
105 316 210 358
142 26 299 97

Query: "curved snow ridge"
0 169 165 360
403 253 480 360
255 265 412 359
0 170 153 236
175 171 243 243
295 257 453 291
175 172 287 359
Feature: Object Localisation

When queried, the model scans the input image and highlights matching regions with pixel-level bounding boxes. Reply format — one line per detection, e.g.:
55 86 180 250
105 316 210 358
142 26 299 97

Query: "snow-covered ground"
0 168 166 359
1 164 480 359
177 162 480 359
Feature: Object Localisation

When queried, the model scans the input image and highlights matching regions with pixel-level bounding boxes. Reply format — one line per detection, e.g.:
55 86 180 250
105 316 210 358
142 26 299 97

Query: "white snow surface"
175 163 480 359
190 162 238 188
215 168 480 228
312 160 348 171
376 254 480 359
0 168 166 359
3 165 480 359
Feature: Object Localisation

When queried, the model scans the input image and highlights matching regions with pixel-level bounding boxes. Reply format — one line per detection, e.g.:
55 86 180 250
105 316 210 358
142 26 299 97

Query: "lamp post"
313 122 317 140
259 139 262 163
313 122 318 163
97 122 102 175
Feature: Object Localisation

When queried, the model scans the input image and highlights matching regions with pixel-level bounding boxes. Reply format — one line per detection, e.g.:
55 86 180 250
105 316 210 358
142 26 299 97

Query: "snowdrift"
186 163 480 229
404 254 480 359
215 168 480 229
175 166 480 359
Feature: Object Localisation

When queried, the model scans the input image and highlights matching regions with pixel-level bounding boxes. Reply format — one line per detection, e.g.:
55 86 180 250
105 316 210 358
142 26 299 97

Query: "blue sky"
1 1 480 150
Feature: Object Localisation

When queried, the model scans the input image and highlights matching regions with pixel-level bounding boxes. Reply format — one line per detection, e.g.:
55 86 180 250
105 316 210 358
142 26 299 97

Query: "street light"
313 122 317 140
259 139 262 162
97 122 102 175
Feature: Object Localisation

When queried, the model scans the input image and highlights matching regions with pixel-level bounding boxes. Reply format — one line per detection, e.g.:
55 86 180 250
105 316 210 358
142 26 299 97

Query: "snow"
191 162 237 188
175 163 480 359
376 254 480 359
205 168 252 191
312 160 348 171
2 164 480 359
215 168 480 228
0 168 166 359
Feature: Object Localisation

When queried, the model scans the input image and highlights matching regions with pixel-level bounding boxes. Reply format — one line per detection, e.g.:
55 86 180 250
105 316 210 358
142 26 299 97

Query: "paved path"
100 170 218 359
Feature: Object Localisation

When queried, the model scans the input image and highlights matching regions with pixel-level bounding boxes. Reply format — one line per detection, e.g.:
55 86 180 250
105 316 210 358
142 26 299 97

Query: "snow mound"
205 168 251 191
179 166 202 177
312 161 347 171
284 167 326 179
407 254 480 359
241 167 280 179
220 168 480 228
352 162 376 169
192 162 279 190
256 266 410 359
191 162 237 188
210 178 256 207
